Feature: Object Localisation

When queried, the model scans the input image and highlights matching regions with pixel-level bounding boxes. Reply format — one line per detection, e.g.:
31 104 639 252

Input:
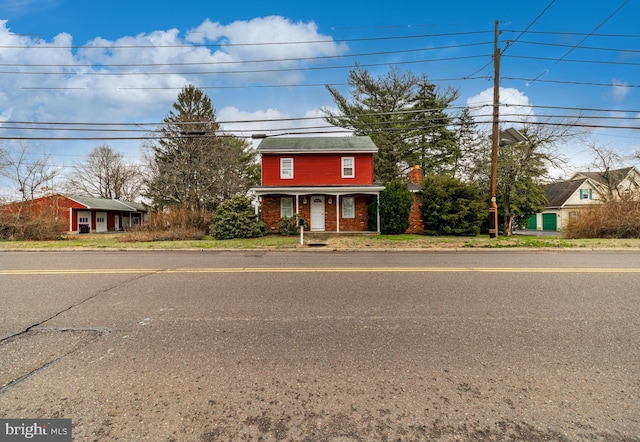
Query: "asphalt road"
1 250 639 441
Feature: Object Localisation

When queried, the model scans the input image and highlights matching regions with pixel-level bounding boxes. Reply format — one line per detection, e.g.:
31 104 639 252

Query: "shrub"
278 215 302 236
210 195 266 240
564 201 640 238
0 204 67 240
419 174 485 236
378 181 414 234
122 207 209 242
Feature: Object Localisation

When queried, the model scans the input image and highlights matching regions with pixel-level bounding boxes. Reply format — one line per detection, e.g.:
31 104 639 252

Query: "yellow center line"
1 267 640 275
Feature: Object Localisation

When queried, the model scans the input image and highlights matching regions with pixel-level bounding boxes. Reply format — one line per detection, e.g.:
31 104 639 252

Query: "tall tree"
471 121 571 235
64 145 142 200
406 77 459 176
0 142 60 202
145 85 258 212
323 66 458 182
452 107 489 182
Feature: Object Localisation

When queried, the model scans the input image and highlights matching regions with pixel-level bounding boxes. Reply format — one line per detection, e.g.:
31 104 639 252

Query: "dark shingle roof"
573 167 634 187
256 136 378 153
543 179 586 208
67 195 146 212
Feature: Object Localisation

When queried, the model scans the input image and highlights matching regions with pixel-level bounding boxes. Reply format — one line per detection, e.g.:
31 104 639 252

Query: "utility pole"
488 20 501 238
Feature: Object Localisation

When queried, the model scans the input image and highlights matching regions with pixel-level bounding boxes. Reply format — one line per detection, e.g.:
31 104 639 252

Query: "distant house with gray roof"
528 167 640 231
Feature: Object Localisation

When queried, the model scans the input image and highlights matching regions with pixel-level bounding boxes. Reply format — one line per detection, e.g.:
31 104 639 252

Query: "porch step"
304 233 329 246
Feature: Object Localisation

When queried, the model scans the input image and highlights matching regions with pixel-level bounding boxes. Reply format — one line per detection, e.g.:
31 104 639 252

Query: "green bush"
278 215 303 236
419 174 485 236
210 195 266 240
378 181 414 234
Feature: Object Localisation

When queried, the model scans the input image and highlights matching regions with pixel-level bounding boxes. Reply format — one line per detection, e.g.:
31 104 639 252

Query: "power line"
508 40 640 54
0 42 492 69
20 76 491 91
503 76 640 89
3 103 640 131
502 0 556 53
0 30 493 50
504 54 640 67
527 0 631 85
0 54 489 76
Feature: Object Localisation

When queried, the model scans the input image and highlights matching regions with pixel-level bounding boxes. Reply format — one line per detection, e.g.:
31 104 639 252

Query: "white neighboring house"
528 167 640 231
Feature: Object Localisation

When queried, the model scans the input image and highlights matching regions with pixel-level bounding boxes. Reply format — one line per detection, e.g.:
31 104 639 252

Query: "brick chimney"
408 165 422 185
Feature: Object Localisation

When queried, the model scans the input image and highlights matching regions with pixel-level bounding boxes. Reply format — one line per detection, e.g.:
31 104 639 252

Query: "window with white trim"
341 157 354 178
342 196 355 218
281 197 293 218
280 158 293 179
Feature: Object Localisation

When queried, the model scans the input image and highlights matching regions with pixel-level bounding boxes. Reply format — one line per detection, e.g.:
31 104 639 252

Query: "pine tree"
324 66 457 183
145 85 258 213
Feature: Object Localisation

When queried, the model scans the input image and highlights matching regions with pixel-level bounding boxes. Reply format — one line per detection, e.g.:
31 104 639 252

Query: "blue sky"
0 0 639 193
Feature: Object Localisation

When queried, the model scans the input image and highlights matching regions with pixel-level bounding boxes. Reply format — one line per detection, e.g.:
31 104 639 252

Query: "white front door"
77 210 91 233
96 211 107 232
114 215 120 231
310 196 325 231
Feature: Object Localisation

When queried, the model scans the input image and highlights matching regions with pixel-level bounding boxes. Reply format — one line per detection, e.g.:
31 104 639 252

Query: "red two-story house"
251 136 385 233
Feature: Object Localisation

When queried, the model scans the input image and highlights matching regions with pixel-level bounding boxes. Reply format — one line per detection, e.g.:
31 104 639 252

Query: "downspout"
69 208 73 232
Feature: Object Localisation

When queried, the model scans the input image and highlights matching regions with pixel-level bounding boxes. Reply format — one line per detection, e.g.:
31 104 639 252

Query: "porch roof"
251 184 385 196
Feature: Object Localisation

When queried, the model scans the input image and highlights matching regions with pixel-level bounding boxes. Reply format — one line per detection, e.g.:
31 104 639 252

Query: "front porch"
253 186 384 234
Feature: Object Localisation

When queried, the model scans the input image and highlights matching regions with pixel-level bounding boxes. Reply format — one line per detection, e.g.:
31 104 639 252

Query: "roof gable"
544 179 590 207
256 136 378 154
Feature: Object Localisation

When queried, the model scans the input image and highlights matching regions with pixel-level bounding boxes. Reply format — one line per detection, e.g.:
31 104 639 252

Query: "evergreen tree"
419 174 485 236
324 66 458 182
406 77 459 176
145 85 258 212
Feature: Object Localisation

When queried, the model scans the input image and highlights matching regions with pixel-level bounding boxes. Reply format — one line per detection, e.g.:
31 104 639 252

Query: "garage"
542 213 557 231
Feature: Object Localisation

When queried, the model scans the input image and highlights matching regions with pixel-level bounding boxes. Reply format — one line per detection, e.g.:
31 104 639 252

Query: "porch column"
335 194 340 232
376 193 381 234
295 194 300 216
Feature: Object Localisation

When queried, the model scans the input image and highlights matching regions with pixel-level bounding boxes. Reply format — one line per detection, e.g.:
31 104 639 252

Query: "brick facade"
405 165 425 234
406 194 425 234
260 195 374 233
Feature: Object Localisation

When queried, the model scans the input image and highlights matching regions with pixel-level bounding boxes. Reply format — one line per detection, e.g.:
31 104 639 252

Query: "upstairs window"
280 158 293 179
580 188 592 200
342 157 355 178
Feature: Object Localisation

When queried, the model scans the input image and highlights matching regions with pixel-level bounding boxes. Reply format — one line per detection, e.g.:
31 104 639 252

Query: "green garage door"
542 213 557 231
527 214 537 230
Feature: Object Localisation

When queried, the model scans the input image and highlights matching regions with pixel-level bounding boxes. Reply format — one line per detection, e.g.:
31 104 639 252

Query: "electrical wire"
0 54 490 76
0 30 493 50
0 42 493 69
526 0 631 85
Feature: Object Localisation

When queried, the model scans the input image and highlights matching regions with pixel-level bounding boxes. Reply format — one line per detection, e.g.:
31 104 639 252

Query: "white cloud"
466 87 534 128
611 79 630 102
0 16 349 159
218 106 343 139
